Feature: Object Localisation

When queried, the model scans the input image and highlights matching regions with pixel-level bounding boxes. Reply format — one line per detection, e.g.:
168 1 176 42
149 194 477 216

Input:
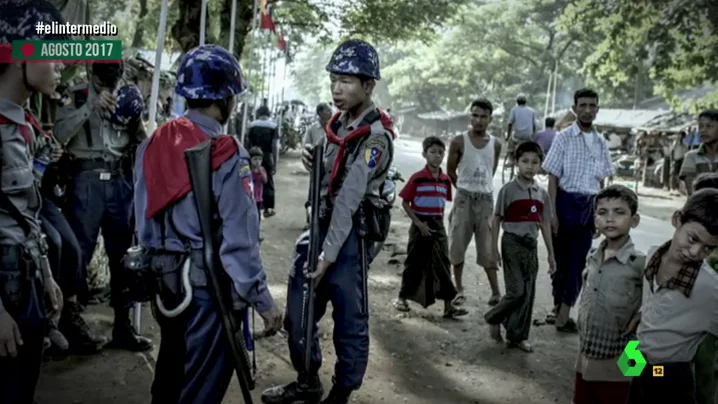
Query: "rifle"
184 141 255 404
301 144 324 376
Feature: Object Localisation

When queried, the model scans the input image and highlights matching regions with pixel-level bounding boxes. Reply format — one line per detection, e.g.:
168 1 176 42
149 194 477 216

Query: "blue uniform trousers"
151 287 235 404
284 226 370 391
41 198 84 299
550 188 595 307
0 251 46 404
65 171 133 307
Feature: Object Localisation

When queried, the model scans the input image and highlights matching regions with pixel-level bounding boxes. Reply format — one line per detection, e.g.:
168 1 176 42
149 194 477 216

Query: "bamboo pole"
240 0 261 145
146 0 169 134
199 0 208 46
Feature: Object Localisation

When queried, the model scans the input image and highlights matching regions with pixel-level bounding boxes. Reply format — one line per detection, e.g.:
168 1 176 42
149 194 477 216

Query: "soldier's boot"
109 308 153 352
59 301 107 354
318 385 351 404
261 374 324 404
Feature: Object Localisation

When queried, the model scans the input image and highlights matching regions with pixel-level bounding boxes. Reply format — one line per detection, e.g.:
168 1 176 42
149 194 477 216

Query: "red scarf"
143 116 238 219
324 108 395 196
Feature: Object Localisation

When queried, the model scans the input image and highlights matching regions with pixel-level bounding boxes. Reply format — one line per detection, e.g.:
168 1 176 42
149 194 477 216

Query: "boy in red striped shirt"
393 137 468 318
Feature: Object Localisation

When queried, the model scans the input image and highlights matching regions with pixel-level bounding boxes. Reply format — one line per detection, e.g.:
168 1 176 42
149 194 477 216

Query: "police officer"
262 39 395 404
133 44 283 404
0 1 66 401
54 62 151 351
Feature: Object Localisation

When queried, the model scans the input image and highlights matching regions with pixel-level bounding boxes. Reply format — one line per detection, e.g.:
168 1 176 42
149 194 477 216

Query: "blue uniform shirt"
133 110 274 313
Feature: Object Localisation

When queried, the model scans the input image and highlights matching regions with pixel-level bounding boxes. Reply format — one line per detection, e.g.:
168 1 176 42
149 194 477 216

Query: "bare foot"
489 324 503 342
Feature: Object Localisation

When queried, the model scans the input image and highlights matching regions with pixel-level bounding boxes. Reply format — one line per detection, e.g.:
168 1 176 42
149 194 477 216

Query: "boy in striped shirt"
393 136 468 317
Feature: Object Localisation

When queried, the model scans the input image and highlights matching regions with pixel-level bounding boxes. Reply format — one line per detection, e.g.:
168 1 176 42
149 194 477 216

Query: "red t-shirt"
399 165 453 218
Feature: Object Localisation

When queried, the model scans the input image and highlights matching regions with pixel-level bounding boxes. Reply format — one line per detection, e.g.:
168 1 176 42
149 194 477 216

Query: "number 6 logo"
617 340 647 377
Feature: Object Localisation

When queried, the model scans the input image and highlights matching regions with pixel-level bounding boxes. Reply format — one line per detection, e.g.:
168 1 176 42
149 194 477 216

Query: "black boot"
59 301 107 354
109 308 153 352
261 374 324 404
318 384 351 404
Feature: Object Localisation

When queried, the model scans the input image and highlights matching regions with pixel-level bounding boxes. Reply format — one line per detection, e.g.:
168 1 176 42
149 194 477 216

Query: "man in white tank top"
446 99 503 306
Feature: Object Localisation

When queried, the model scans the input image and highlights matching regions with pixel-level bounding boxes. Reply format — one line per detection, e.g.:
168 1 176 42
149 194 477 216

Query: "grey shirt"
303 121 326 147
0 98 43 245
578 239 645 359
508 105 537 141
319 104 393 262
494 178 551 239
637 247 718 363
54 83 146 161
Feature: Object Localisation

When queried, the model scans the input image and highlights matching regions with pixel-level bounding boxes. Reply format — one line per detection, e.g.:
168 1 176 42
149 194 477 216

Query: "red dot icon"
21 43 35 57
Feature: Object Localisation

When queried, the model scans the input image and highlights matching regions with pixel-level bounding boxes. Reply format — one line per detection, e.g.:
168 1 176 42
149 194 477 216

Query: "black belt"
72 158 122 173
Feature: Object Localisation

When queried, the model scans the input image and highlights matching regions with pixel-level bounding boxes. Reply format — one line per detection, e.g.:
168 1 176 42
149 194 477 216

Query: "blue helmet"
325 39 381 80
110 84 144 126
175 45 246 100
0 0 69 42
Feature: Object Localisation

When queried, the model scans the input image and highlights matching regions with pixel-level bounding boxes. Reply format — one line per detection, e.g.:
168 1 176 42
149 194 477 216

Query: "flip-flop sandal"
393 299 410 312
488 295 501 306
545 313 556 325
556 318 578 333
508 341 534 353
452 293 466 306
443 307 469 318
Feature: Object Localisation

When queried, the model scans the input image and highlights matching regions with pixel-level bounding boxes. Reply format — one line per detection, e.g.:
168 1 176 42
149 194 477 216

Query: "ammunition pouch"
357 199 391 242
121 245 155 303
0 240 44 315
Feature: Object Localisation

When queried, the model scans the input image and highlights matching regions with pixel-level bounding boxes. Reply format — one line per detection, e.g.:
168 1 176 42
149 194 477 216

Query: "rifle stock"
302 144 324 375
184 141 255 404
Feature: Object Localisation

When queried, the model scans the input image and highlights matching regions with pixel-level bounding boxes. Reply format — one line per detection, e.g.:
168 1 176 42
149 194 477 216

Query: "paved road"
391 137 672 253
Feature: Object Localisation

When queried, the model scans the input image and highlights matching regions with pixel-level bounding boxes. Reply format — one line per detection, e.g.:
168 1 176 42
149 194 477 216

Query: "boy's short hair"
693 172 718 191
470 98 493 115
422 136 445 152
698 109 718 122
249 146 263 158
680 188 718 236
545 117 555 127
595 184 639 215
514 141 544 162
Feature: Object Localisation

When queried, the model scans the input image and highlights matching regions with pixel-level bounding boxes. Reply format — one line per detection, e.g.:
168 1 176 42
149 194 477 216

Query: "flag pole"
225 0 238 135
240 0 260 145
199 0 208 45
147 0 169 134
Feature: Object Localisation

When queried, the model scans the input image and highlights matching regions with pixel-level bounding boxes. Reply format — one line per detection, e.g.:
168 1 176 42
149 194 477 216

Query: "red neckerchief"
0 110 50 145
324 108 395 196
143 116 238 219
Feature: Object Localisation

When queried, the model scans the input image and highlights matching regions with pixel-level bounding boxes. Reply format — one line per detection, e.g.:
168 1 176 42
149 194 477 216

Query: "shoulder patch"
239 164 251 176
364 139 385 149
239 164 254 199
364 146 383 169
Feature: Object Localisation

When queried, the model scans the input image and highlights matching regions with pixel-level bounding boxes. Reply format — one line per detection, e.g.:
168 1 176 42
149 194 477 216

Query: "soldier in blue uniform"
261 39 395 404
133 44 283 404
0 1 67 402
54 62 151 351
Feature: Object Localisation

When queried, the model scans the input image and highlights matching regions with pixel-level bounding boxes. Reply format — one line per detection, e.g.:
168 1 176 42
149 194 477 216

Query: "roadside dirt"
38 150 596 404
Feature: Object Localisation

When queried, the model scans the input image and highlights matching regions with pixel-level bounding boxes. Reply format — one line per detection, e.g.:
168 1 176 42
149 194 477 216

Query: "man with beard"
542 88 615 332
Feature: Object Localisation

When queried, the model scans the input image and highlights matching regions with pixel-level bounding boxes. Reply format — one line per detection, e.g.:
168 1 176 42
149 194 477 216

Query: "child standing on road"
626 188 718 403
250 147 268 225
485 141 555 352
679 109 718 196
573 185 645 404
393 136 468 318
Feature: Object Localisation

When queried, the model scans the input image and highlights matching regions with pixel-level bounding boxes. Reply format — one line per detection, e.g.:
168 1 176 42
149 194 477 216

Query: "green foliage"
560 0 718 112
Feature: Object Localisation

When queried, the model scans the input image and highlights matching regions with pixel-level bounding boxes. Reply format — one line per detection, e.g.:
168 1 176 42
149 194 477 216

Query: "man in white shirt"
507 94 537 143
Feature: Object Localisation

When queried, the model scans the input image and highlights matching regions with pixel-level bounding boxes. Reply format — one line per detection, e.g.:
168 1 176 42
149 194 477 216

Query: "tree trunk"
131 0 149 48
174 0 255 57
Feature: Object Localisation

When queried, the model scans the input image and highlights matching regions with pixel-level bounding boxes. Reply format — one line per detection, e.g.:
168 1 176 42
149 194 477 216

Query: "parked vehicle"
370 166 404 261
